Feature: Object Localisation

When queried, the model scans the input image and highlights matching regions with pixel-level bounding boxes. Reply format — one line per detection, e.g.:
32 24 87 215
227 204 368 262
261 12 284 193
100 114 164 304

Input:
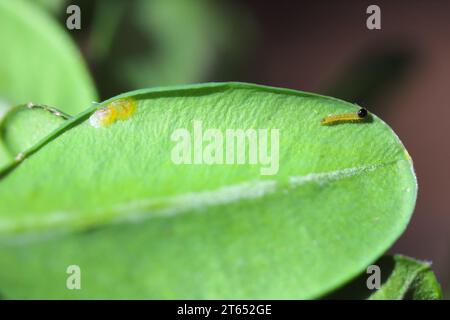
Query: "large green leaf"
0 83 417 299
0 0 97 114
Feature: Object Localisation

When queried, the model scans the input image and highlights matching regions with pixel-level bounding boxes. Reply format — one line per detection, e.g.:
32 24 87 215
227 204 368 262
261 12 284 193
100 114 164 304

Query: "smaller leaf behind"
370 255 442 300
324 255 442 300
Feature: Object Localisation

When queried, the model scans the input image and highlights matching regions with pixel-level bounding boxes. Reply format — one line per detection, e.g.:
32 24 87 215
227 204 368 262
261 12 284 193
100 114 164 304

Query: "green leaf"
0 82 417 299
0 0 97 114
369 255 442 300
324 255 442 299
31 0 67 15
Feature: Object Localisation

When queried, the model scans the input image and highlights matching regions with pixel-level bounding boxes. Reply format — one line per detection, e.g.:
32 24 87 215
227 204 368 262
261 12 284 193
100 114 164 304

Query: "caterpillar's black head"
357 108 368 118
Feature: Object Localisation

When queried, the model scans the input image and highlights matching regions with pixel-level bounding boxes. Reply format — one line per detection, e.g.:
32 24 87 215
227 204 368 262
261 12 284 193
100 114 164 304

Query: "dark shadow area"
325 45 417 110
62 0 156 99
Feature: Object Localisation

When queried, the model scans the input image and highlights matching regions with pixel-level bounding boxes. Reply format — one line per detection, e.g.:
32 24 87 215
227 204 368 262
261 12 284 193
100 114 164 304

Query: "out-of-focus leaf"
325 255 442 300
370 255 442 300
0 0 97 114
88 0 126 62
32 0 67 14
90 0 252 97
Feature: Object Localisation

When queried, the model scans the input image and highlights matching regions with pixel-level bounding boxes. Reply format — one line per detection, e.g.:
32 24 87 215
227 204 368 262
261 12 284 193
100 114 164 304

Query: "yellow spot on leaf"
89 98 137 128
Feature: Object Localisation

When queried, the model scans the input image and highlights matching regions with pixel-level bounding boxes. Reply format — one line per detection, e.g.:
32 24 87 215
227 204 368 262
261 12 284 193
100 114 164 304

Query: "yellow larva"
321 108 368 125
89 98 137 128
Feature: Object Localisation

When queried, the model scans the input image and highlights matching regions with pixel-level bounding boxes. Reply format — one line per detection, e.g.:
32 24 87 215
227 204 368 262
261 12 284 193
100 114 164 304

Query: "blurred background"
16 0 450 295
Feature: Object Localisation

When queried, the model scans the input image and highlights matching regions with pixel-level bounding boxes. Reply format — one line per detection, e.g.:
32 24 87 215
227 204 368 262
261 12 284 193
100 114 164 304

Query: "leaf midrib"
0 159 409 238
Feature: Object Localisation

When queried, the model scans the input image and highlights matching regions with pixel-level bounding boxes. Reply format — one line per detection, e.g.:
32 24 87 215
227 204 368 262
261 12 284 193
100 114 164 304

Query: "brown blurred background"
44 0 450 294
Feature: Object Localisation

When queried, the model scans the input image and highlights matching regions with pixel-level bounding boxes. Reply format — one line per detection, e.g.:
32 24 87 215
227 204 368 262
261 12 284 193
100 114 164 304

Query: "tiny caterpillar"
89 98 137 128
321 108 368 125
